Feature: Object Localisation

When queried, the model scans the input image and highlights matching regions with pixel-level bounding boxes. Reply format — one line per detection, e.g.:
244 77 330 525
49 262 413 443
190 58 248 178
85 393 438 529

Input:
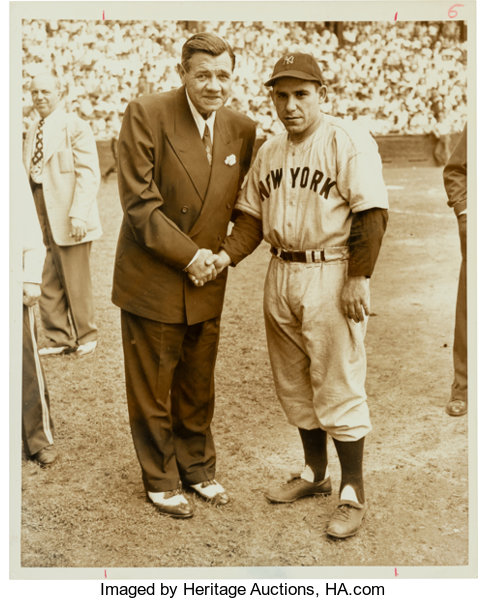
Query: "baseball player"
212 53 389 538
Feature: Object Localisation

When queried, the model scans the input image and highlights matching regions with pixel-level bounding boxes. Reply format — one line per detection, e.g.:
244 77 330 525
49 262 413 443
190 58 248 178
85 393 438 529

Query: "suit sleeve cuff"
184 249 200 271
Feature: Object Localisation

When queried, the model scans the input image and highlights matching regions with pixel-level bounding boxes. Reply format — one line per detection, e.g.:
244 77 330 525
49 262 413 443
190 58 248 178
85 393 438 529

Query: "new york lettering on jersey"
258 166 337 202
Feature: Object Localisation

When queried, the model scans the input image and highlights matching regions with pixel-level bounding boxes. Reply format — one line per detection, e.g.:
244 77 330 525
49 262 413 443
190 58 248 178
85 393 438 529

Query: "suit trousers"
22 305 54 456
30 181 97 348
120 310 221 492
451 216 467 402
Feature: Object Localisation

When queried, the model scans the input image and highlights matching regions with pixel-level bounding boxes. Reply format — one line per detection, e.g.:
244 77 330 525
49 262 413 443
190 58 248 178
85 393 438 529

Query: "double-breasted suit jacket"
112 86 256 324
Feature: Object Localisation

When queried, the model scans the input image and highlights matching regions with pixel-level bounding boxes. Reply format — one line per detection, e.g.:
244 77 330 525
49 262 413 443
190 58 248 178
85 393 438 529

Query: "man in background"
443 125 467 417
21 169 56 466
23 71 102 357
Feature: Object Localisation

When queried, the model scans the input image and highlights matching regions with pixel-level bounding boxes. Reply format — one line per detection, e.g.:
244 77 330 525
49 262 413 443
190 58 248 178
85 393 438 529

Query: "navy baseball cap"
264 53 324 87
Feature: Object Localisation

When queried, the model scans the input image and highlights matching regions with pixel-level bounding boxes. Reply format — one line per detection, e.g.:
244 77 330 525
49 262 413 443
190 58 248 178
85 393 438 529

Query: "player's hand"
23 282 41 306
188 250 232 286
213 250 231 274
187 249 218 287
341 276 370 323
70 217 87 242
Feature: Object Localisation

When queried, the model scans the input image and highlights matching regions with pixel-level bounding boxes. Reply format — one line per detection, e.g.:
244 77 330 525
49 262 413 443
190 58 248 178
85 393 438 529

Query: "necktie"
202 123 212 166
30 118 45 183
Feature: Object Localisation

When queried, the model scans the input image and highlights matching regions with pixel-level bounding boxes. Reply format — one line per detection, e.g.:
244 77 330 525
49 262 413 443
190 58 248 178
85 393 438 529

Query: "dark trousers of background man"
451 216 467 403
30 181 97 349
22 305 54 456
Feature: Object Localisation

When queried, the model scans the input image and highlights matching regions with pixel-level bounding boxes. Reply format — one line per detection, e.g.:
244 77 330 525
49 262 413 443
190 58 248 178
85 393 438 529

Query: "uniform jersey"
235 114 389 252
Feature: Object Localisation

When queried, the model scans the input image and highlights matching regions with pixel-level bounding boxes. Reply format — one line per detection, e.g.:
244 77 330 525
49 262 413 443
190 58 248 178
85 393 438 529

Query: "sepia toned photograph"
10 0 476 581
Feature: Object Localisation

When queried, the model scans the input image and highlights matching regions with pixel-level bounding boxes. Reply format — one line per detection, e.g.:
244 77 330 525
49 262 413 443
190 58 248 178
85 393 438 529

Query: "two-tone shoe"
190 479 230 506
147 489 194 518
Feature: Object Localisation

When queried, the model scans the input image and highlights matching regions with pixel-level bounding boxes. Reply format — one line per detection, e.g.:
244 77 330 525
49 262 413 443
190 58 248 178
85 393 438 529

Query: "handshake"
186 248 232 287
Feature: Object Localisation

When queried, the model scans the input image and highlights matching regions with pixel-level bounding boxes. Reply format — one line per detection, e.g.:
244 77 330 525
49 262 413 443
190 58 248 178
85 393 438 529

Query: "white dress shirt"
184 91 216 270
185 90 216 143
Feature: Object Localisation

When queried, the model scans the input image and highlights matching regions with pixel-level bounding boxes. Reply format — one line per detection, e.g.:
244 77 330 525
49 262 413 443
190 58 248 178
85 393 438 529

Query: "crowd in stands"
22 19 467 141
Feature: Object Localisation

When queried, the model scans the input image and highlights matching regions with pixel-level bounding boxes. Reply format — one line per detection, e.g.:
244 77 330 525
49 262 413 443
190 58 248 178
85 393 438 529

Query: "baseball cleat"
326 500 367 539
264 474 332 503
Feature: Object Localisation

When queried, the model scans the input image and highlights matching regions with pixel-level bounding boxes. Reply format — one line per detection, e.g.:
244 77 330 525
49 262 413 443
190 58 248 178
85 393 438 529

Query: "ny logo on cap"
284 55 295 64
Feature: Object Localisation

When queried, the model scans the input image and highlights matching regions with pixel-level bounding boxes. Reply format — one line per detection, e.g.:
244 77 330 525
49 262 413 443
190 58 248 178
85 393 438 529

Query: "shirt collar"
39 103 63 126
185 90 216 142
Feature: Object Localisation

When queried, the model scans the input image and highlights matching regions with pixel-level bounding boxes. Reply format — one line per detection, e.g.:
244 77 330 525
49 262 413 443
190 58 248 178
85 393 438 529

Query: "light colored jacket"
23 107 102 246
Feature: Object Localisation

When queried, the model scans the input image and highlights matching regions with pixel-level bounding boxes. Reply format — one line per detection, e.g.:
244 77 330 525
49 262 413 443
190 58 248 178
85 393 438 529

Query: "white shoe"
76 340 97 356
38 345 75 356
147 490 193 518
190 479 230 505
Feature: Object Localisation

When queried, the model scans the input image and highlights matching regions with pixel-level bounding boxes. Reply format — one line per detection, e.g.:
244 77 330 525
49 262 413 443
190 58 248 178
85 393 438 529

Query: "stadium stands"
22 19 467 144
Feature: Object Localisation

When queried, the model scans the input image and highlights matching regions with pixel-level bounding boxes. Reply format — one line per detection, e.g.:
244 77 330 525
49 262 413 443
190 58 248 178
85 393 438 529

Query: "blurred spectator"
22 19 467 141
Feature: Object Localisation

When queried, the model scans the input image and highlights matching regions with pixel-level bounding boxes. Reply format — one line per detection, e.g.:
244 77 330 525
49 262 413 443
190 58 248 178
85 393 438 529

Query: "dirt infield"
19 165 469 571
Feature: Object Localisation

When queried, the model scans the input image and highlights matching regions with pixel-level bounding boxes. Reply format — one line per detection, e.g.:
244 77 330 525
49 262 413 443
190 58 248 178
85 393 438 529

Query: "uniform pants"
22 305 54 456
451 216 467 402
120 310 220 493
30 182 97 348
263 257 371 442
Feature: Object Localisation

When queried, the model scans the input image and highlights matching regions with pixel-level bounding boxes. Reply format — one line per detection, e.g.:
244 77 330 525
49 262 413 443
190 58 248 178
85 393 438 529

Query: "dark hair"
181 32 235 71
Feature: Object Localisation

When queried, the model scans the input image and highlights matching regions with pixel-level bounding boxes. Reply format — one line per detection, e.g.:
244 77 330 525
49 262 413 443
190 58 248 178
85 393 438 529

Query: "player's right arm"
219 152 265 268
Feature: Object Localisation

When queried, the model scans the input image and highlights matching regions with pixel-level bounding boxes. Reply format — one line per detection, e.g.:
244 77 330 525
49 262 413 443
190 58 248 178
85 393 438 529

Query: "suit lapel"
23 124 36 170
208 111 239 193
189 110 244 239
165 88 211 201
43 107 67 165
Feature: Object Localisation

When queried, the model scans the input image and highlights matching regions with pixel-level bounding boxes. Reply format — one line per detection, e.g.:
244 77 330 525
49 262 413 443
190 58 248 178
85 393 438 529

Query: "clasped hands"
186 249 231 287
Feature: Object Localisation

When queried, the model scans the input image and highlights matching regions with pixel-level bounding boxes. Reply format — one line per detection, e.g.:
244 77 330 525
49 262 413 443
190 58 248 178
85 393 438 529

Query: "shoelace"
164 488 184 499
200 479 217 489
284 476 310 487
332 504 354 522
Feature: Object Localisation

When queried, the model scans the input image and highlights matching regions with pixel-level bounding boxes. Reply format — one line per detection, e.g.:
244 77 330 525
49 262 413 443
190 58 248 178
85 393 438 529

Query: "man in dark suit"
443 125 467 417
112 33 256 518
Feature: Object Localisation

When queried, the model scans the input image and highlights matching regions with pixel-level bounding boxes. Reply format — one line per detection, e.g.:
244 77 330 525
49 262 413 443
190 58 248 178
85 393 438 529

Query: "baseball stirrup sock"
333 437 365 504
299 428 328 482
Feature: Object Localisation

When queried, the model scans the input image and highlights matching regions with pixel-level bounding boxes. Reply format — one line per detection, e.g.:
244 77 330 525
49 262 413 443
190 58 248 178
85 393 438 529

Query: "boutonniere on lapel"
224 154 237 166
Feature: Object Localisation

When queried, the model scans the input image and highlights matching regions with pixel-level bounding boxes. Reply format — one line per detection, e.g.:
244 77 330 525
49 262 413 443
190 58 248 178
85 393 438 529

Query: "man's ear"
176 63 185 83
318 85 327 103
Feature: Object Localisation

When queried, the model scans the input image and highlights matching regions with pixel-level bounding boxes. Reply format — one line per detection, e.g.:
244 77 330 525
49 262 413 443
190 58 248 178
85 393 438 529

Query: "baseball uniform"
224 113 388 441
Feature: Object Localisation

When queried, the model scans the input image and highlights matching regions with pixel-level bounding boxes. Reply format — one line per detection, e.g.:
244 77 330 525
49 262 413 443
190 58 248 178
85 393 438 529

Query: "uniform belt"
271 246 326 263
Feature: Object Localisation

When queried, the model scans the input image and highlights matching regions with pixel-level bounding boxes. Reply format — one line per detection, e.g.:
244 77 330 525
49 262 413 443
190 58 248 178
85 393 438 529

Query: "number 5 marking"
449 3 464 18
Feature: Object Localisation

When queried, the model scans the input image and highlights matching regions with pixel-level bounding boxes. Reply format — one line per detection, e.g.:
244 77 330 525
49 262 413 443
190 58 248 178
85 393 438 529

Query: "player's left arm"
341 207 388 323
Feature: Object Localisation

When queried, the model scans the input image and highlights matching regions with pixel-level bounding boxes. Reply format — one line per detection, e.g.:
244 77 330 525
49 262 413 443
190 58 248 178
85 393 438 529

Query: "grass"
19 166 469 573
